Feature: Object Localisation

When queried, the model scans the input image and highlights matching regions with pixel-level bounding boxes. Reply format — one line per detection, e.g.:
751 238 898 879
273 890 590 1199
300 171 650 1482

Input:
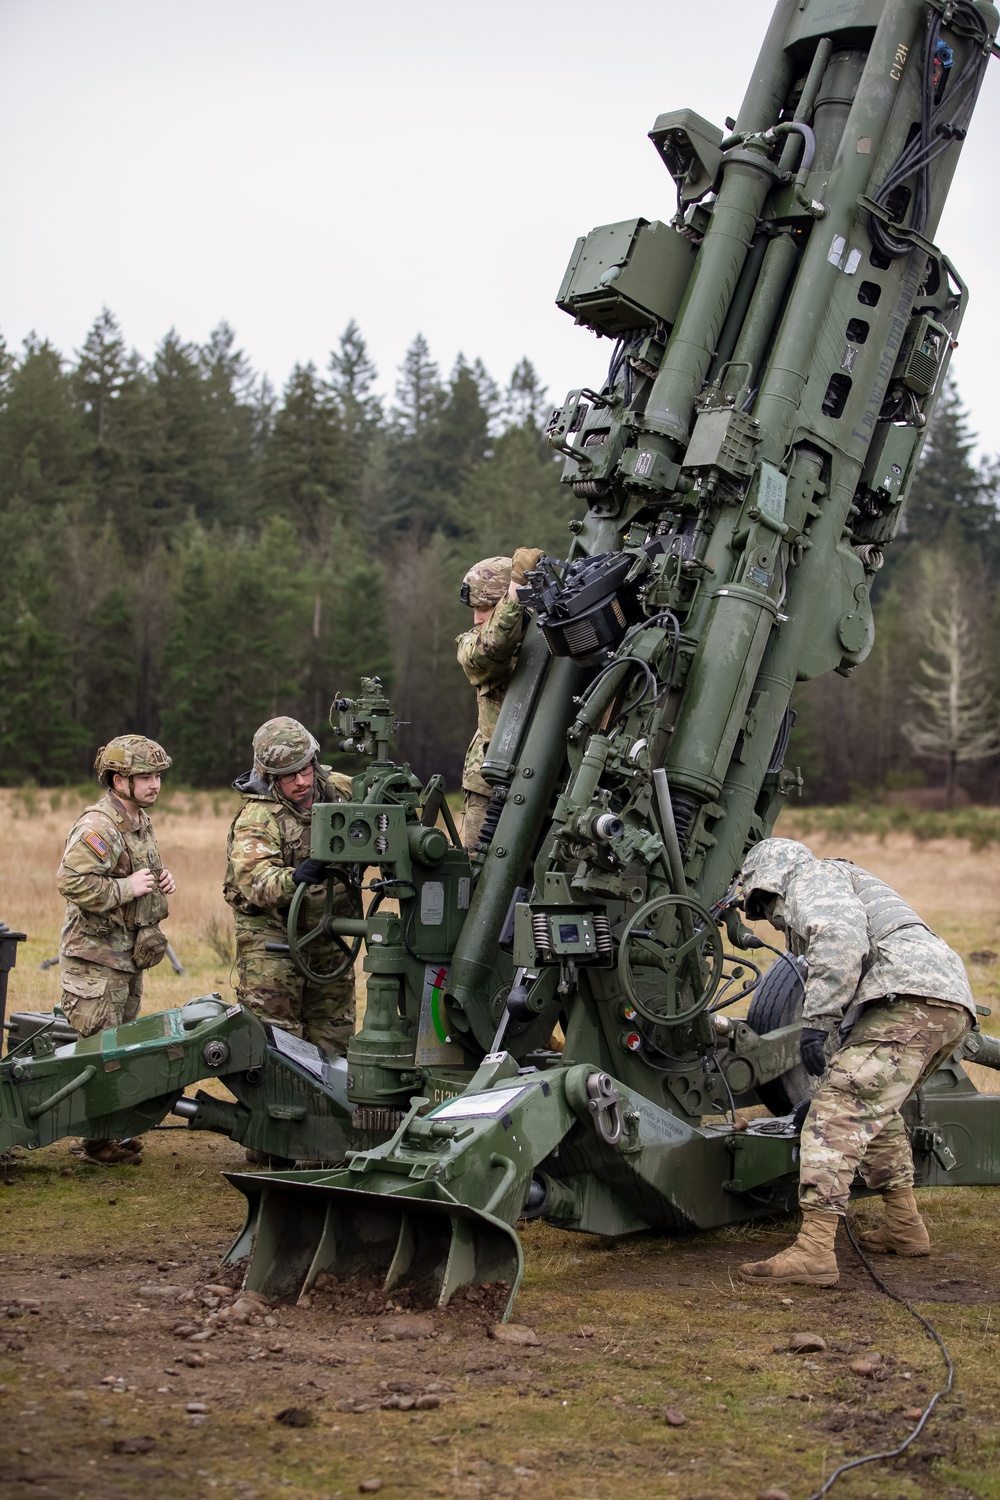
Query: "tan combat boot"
738 1208 840 1287
855 1187 930 1256
74 1139 143 1166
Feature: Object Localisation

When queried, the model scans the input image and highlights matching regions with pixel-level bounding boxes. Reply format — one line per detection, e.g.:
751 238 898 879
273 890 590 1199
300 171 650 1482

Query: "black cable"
870 5 990 258
708 955 764 1011
707 1049 738 1127
749 937 808 992
803 1218 955 1500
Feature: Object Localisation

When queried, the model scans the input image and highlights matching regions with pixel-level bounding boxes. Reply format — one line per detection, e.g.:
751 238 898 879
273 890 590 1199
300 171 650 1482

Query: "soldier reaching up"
456 547 542 851
57 735 176 1167
737 837 975 1287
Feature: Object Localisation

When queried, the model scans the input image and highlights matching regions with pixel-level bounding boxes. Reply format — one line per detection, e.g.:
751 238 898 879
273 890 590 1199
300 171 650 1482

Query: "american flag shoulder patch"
83 831 110 858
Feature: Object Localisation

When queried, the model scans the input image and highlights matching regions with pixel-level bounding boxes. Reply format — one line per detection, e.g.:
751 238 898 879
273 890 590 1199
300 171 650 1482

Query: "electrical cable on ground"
802 1219 955 1500
734 934 957 1497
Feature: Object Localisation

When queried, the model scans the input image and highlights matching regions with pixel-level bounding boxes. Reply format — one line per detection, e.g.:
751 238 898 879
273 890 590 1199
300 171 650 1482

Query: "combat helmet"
252 717 320 779
460 556 512 610
741 838 815 921
95 735 172 784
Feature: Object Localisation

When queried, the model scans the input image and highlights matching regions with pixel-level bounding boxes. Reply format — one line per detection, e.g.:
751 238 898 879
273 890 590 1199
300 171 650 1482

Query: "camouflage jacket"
223 765 353 932
455 596 526 795
742 838 975 1029
57 792 168 973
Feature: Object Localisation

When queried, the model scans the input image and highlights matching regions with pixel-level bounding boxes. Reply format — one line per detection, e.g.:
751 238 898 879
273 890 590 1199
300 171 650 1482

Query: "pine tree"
199 321 260 526
503 357 551 432
392 334 443 439
327 320 382 458
386 531 472 784
450 422 577 559
161 520 306 783
902 376 1000 560
73 308 127 444
0 512 87 781
0 335 92 514
260 363 347 549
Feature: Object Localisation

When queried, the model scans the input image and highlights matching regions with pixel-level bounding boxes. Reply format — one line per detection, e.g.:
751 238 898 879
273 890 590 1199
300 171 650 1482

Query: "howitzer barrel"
446 651 587 1038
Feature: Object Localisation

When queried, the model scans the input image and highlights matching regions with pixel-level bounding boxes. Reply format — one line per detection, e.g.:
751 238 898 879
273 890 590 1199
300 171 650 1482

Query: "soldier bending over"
224 717 356 1058
57 736 176 1166
738 837 974 1287
456 548 541 851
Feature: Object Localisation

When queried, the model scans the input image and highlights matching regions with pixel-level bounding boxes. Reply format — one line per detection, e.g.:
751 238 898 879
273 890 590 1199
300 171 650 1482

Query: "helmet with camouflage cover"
461 556 512 610
252 716 320 779
95 735 172 783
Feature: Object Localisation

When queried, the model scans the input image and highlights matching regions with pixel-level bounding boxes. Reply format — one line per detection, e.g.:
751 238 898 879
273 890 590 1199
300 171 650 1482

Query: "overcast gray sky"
2 0 997 453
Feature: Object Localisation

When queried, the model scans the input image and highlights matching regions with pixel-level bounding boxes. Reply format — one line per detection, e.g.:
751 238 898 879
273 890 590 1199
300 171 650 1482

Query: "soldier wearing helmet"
737 838 974 1288
456 548 542 850
223 717 356 1068
57 734 176 1166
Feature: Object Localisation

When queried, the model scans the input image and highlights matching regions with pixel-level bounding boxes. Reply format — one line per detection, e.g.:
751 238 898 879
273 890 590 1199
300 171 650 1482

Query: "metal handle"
27 1065 97 1119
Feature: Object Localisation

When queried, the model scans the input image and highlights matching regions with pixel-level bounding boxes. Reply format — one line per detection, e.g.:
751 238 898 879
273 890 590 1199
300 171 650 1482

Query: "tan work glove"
510 547 544 586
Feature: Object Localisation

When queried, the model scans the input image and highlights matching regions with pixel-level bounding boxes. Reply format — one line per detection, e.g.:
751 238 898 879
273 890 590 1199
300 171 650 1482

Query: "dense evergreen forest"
1 310 998 803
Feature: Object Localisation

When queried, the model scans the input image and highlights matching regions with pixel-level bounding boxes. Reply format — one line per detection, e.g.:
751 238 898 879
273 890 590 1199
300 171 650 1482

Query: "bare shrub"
203 915 235 965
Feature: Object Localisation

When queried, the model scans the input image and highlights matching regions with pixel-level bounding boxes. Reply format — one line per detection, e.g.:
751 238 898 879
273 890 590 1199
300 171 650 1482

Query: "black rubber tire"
746 953 814 1116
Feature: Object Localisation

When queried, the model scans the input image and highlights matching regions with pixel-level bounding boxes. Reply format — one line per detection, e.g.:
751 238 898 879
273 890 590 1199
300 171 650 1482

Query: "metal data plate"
430 1085 531 1120
266 1025 328 1081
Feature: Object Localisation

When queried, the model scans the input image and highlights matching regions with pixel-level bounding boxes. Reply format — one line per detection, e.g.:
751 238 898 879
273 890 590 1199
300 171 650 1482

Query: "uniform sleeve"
784 865 871 1029
457 598 524 683
56 823 132 912
227 809 296 912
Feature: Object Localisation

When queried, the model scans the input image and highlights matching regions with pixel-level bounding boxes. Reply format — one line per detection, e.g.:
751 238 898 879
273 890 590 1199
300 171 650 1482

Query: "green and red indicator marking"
430 966 451 1044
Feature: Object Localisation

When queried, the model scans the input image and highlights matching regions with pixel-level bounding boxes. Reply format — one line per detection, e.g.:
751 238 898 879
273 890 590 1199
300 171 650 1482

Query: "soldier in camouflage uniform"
224 717 356 1058
57 735 176 1166
456 548 541 850
737 838 974 1287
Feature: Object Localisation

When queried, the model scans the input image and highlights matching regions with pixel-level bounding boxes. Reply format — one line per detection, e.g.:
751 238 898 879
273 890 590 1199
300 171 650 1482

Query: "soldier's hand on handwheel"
126 868 157 898
292 857 331 886
800 1027 828 1077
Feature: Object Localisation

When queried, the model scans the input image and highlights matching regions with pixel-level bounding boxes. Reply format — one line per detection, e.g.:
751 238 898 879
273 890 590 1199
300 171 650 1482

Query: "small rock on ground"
111 1436 156 1455
489 1323 539 1346
275 1406 313 1428
789 1332 826 1353
375 1313 434 1340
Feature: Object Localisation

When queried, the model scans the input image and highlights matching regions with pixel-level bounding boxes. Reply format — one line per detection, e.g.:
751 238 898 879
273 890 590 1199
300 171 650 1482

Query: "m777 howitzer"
220 0 1000 1316
4 0 1000 1322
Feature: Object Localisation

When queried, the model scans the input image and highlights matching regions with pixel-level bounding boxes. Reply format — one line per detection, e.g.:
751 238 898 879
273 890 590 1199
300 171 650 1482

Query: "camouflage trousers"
59 955 143 1038
234 925 356 1058
462 791 491 852
799 995 970 1214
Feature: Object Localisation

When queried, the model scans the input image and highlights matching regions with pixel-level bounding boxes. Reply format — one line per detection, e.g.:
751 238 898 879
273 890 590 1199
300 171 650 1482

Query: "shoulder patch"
83 831 110 858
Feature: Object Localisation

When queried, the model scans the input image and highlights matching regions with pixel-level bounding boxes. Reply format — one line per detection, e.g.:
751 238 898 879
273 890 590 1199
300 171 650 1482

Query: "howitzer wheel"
286 876 364 986
746 954 813 1116
618 894 723 1027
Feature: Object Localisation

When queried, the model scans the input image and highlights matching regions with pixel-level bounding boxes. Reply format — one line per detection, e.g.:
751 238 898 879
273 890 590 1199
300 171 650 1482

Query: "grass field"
2 786 1000 1500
